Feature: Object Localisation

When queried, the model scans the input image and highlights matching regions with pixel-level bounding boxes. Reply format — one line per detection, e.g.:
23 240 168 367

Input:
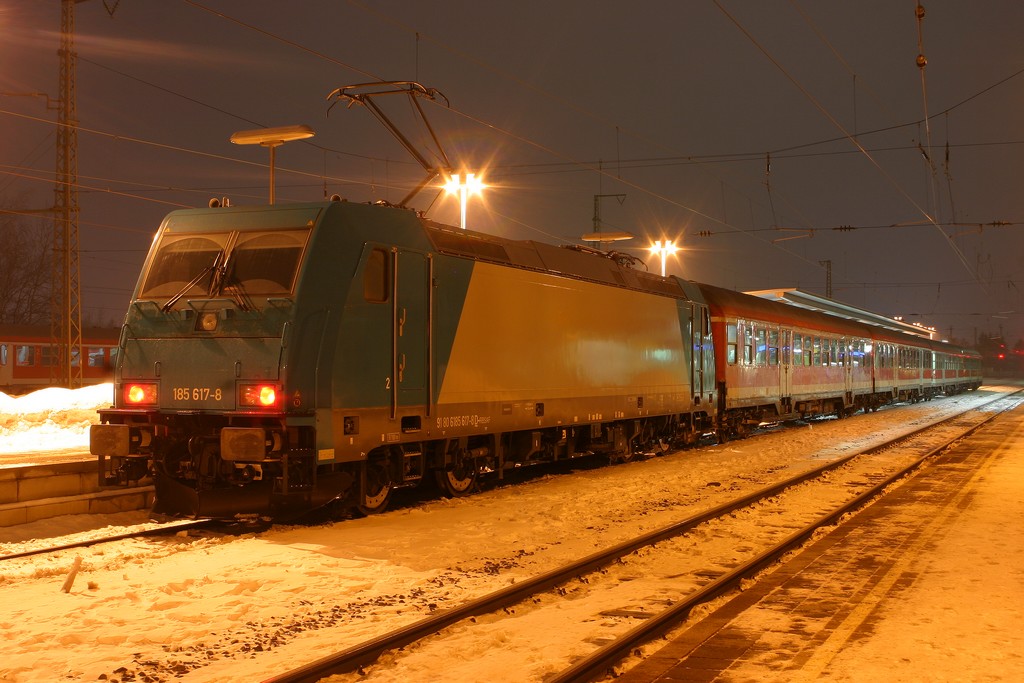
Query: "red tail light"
124 382 158 406
239 383 279 408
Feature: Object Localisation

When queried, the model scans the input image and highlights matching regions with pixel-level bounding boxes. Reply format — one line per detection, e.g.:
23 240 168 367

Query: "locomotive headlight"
198 312 218 332
239 383 280 408
124 382 158 406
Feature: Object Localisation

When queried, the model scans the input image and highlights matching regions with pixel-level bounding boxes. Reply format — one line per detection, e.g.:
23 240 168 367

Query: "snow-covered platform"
0 460 153 527
619 399 1024 682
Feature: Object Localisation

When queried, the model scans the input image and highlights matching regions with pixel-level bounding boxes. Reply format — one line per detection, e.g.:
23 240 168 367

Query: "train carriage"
0 324 119 394
697 283 981 436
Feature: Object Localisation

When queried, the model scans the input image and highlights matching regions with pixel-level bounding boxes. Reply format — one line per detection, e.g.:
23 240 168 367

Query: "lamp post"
444 172 484 229
230 124 315 205
649 240 679 277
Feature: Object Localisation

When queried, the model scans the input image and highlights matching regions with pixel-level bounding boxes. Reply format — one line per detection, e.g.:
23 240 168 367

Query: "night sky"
2 1 1022 345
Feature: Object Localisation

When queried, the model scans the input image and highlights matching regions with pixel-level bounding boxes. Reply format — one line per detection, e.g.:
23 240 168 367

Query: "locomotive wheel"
358 461 392 515
435 465 477 497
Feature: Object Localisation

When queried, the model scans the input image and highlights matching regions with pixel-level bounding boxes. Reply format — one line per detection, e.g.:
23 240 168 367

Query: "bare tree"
0 196 52 325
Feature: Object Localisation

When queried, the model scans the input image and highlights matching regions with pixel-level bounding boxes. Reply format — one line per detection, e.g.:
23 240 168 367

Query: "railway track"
263 390 1022 683
0 518 218 561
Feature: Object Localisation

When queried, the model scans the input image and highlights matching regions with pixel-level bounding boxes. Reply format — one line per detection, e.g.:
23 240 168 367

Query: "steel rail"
0 518 216 561
263 390 1019 683
549 391 1022 683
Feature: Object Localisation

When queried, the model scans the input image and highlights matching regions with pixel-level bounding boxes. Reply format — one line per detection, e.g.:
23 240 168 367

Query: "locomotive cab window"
140 228 311 302
140 232 230 299
228 229 310 294
363 248 390 303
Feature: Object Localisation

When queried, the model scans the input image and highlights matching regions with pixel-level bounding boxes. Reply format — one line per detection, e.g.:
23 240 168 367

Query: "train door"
843 338 854 404
701 306 715 401
690 304 704 405
0 342 9 388
780 329 792 408
392 249 432 418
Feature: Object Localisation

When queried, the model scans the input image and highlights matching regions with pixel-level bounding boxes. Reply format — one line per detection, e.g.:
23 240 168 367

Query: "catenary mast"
50 0 84 387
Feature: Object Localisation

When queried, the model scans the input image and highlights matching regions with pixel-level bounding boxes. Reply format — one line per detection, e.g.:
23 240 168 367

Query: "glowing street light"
649 239 680 277
444 172 484 229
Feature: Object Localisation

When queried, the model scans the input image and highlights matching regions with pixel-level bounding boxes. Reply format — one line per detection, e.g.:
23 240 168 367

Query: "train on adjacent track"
0 324 119 395
89 198 982 520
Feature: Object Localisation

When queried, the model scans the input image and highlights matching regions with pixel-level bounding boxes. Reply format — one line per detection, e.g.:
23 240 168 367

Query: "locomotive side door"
392 249 432 418
690 303 701 405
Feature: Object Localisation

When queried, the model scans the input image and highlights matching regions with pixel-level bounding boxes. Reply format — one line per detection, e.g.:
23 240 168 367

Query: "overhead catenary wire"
713 0 984 291
5 1 1019 335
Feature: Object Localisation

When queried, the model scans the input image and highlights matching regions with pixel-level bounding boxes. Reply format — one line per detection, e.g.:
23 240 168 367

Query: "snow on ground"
0 384 112 455
0 384 1020 682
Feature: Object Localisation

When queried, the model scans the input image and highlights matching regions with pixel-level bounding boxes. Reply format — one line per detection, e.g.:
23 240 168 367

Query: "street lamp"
230 124 315 205
649 240 679 277
444 172 484 229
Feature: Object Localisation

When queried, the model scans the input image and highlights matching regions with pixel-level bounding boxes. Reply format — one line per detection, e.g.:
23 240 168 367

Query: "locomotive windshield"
140 228 311 302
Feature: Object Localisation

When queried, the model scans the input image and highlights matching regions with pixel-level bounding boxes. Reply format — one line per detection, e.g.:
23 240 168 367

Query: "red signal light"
124 382 158 406
239 383 279 408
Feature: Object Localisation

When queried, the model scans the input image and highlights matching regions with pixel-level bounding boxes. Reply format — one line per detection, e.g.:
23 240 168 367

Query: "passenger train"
0 324 119 394
89 199 982 519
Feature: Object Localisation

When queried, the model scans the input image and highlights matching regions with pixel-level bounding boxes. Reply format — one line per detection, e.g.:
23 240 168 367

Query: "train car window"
755 329 767 365
744 325 754 365
15 345 33 366
140 232 231 299
804 336 813 366
810 337 820 366
39 345 56 367
88 348 105 367
0 343 6 366
768 330 779 365
792 334 802 364
781 330 791 365
229 229 311 294
70 348 80 367
364 248 390 303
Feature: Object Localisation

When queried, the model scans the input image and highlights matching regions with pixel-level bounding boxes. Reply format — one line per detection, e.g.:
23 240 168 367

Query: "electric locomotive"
91 198 717 519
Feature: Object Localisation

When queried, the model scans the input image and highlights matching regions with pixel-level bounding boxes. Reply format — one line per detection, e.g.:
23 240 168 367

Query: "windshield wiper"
210 248 255 312
161 250 224 312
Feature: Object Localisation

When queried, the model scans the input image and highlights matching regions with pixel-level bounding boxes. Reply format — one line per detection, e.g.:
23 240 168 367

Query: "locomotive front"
91 203 343 519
